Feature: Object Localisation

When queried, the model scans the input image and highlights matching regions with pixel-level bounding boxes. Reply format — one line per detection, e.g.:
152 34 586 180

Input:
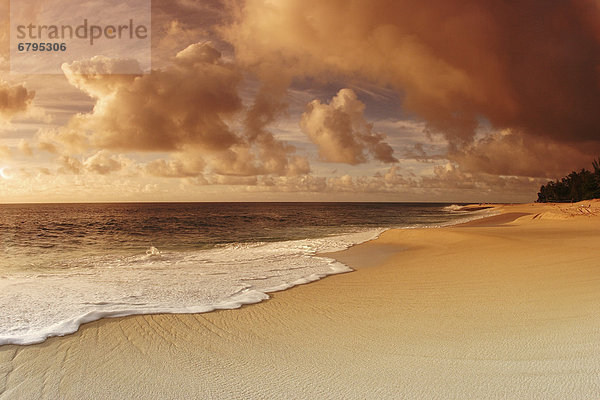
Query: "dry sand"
2 201 600 399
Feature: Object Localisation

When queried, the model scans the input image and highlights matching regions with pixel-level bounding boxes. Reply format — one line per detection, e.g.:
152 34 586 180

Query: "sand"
2 201 600 399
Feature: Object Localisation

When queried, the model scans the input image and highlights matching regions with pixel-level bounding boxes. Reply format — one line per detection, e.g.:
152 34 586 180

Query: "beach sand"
2 201 600 399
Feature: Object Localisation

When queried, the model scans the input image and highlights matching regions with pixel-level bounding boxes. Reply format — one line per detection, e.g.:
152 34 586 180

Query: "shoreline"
0 205 492 347
2 201 600 398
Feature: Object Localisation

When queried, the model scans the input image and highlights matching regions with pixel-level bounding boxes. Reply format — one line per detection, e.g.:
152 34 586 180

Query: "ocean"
0 202 492 345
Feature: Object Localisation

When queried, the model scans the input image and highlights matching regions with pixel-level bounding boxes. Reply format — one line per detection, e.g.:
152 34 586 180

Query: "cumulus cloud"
61 57 143 98
18 140 33 156
60 46 242 152
225 0 600 174
419 162 545 197
47 43 310 179
59 151 132 175
152 0 232 61
379 165 409 186
236 76 311 177
448 130 600 179
241 163 541 202
207 144 310 177
145 155 205 178
83 151 130 175
58 155 83 174
0 80 35 120
301 89 397 164
9 0 596 202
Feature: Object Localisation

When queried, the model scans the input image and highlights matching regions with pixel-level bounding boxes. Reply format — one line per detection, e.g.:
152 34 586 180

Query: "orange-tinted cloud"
226 0 600 175
49 42 309 178
0 144 10 158
83 151 130 175
18 140 33 156
152 0 232 63
244 164 541 202
59 151 131 175
448 130 600 179
60 45 242 152
301 89 397 164
0 80 35 120
0 0 8 63
145 155 205 178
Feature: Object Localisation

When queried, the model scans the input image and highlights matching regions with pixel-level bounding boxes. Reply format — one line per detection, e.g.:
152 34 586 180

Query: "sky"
1 0 600 203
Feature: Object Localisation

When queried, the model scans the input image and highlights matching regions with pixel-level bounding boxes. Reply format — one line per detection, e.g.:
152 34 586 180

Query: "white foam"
0 229 384 345
443 204 465 212
401 207 499 229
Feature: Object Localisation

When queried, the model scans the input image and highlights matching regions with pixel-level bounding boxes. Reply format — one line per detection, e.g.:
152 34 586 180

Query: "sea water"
0 202 492 345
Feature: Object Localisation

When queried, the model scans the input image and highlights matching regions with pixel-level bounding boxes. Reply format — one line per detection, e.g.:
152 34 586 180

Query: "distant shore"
2 201 600 399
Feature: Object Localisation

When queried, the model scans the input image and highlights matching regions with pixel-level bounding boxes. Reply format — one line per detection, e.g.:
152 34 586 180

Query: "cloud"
145 155 205 178
211 174 258 186
61 57 143 98
18 140 33 156
403 143 446 163
58 155 83 174
59 151 132 175
60 46 242 152
48 43 310 179
301 89 397 164
237 163 541 202
83 151 130 175
8 0 595 202
380 165 409 186
237 76 312 177
419 162 545 197
0 80 35 120
225 0 600 173
0 1 8 62
152 0 232 57
448 130 600 179
0 144 10 158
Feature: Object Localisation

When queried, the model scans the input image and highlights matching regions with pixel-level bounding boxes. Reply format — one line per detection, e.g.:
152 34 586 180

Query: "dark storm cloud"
226 0 600 176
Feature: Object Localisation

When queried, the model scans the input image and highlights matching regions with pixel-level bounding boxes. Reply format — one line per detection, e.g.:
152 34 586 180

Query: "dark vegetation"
537 158 600 203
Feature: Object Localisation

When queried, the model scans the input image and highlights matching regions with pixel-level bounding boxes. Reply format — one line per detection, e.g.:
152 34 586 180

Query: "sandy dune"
1 202 600 399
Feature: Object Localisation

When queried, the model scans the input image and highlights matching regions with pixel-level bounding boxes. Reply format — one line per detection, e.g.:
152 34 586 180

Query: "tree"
537 158 600 203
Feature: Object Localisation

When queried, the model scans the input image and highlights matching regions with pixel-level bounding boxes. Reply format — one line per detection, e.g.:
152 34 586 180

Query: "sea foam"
0 229 383 345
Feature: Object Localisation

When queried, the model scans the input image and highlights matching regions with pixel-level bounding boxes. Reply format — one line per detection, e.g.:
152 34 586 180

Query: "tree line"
537 158 600 203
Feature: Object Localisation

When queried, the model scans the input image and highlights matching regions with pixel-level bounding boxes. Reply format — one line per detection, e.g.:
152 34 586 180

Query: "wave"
0 204 499 346
443 204 466 212
0 229 384 346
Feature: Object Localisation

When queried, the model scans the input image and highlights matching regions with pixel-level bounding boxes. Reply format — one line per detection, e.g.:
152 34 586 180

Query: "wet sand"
1 201 600 399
